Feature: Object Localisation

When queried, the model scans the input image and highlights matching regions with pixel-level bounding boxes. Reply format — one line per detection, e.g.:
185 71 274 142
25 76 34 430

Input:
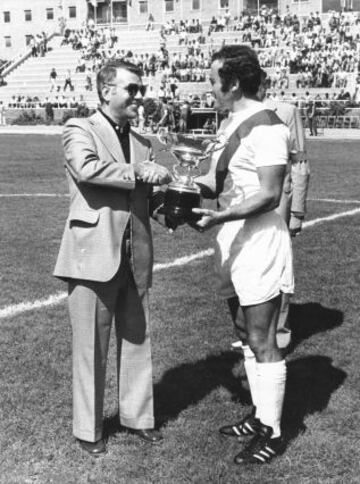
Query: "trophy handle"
173 164 181 180
191 166 201 178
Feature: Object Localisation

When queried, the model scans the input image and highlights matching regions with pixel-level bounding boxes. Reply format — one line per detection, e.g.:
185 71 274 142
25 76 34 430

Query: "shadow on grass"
288 302 343 353
103 303 344 437
103 351 250 436
103 353 346 443
153 351 251 426
283 355 347 442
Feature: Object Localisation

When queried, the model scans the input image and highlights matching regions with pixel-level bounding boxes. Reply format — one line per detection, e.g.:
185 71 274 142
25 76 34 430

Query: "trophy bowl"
157 130 227 220
163 144 205 220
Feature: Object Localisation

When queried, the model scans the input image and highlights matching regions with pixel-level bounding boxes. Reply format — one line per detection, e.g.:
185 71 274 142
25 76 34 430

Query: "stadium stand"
0 8 359 129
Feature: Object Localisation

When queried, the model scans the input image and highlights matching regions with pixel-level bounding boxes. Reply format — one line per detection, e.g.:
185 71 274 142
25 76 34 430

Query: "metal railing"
0 32 58 78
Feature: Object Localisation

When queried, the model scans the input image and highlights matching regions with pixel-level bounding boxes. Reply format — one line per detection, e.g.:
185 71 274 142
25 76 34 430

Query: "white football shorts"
214 210 294 305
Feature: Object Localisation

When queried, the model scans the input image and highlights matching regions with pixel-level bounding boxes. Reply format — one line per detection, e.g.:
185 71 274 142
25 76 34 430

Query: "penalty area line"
1 207 360 320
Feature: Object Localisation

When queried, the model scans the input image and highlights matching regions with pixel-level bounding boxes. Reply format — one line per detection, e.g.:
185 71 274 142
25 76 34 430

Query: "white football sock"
243 345 258 415
256 360 286 438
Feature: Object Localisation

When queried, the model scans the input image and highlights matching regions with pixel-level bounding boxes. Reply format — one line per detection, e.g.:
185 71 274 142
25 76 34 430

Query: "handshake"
134 160 172 186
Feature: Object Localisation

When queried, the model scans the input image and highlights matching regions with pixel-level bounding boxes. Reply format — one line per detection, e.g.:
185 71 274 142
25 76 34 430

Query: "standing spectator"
44 97 54 123
30 37 38 57
146 13 155 31
306 100 318 136
75 58 86 73
169 75 178 99
224 9 232 31
63 69 74 92
178 100 191 133
41 32 48 56
157 83 166 103
85 67 93 91
0 101 6 125
0 74 7 87
49 67 59 92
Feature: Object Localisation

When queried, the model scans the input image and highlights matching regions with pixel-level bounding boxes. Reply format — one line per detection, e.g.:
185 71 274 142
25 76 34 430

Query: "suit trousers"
68 248 154 442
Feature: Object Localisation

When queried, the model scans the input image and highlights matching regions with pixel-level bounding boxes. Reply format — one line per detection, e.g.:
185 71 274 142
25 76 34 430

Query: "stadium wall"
0 0 87 60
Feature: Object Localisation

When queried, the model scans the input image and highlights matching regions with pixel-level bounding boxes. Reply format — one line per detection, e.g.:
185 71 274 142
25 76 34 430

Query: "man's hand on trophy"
135 161 172 185
201 139 215 156
192 208 221 232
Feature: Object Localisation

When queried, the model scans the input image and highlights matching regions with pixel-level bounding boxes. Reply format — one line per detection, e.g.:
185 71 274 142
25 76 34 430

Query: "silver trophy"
157 130 227 220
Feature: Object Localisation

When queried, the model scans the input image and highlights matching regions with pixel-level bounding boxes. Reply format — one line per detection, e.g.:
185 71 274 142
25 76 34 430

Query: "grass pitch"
0 134 359 483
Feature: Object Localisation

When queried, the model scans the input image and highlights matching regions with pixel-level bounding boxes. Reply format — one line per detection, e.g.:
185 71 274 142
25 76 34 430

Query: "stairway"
1 27 354 110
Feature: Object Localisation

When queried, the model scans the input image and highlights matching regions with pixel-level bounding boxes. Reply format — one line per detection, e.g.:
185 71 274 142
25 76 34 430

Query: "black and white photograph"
0 0 359 482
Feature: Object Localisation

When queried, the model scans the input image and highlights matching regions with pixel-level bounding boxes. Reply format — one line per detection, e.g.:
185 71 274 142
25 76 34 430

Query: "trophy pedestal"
163 182 201 220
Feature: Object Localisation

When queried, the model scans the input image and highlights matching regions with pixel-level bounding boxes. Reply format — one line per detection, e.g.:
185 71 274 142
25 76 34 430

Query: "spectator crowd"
1 8 360 127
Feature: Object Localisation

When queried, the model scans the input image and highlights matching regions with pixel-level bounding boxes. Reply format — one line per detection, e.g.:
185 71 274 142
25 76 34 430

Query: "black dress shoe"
77 438 107 456
131 428 163 444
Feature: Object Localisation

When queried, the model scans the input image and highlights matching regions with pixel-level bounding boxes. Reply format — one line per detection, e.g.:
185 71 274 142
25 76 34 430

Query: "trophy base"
163 184 201 220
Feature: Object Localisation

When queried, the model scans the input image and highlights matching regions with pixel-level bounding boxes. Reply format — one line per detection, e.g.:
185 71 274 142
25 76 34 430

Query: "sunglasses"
106 82 147 97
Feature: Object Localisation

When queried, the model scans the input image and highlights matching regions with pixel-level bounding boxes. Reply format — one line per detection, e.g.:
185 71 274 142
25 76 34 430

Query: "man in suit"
260 70 310 349
54 60 172 455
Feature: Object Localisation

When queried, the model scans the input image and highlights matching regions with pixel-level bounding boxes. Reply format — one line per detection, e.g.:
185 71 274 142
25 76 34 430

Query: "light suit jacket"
54 110 154 290
264 100 310 222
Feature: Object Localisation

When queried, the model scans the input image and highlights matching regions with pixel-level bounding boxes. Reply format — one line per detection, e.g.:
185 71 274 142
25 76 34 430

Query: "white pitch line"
0 249 215 320
0 193 69 198
153 248 214 270
308 198 360 204
0 292 67 319
1 207 360 320
302 207 360 228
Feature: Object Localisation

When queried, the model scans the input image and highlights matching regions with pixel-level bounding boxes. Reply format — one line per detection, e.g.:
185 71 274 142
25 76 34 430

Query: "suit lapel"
89 111 125 163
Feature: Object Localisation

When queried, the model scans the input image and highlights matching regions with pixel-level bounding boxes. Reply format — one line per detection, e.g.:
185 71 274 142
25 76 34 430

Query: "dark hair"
96 59 143 103
211 45 261 96
260 68 267 82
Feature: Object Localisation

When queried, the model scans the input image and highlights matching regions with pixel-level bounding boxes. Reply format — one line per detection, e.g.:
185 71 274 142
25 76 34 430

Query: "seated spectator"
203 116 216 134
69 96 79 108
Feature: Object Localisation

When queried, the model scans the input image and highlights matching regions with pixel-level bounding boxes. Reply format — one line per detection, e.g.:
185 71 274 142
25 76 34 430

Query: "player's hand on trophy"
192 208 221 231
134 161 172 185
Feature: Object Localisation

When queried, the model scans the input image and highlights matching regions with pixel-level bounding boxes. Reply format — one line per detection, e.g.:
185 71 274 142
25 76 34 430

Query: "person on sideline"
54 60 172 456
261 69 309 347
0 101 6 125
193 45 294 465
231 69 310 351
306 99 318 136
